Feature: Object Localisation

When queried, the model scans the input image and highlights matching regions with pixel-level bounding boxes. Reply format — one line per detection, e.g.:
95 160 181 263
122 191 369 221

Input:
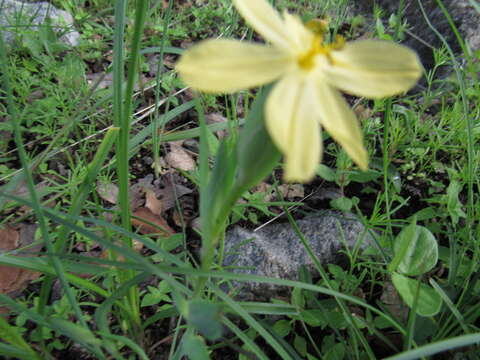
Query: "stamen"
305 18 329 35
298 34 345 70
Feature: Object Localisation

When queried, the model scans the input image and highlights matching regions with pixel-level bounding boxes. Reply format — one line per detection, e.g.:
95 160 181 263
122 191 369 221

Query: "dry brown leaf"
97 180 119 204
0 226 18 250
205 113 228 138
354 104 373 122
158 183 192 212
165 143 195 171
380 281 408 321
0 225 40 295
253 182 275 202
145 188 163 216
278 184 305 200
132 207 174 237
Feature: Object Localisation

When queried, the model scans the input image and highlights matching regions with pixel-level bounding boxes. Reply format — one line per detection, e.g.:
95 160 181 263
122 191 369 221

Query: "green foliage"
0 0 479 359
391 222 438 276
391 273 442 317
187 299 223 341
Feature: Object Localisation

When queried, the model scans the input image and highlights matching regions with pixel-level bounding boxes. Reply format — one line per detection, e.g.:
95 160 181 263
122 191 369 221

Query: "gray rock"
353 0 479 70
0 0 80 46
222 212 373 300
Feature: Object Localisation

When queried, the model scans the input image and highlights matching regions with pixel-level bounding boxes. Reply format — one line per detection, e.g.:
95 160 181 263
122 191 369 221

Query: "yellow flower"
176 0 422 182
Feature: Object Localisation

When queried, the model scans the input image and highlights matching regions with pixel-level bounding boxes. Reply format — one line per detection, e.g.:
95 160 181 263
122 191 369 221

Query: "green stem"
152 0 174 177
113 0 150 334
382 0 405 244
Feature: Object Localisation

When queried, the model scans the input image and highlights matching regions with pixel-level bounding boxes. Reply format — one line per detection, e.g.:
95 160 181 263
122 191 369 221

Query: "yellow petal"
324 40 423 98
233 0 290 50
312 80 368 170
282 11 314 54
176 39 290 93
266 76 321 182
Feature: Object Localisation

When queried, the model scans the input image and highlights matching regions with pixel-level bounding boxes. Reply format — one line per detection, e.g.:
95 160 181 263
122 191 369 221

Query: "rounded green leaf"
181 333 210 360
392 273 442 317
272 319 291 337
393 224 438 276
187 299 223 340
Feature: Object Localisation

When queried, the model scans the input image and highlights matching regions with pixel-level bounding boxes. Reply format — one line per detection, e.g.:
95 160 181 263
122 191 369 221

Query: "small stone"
222 211 373 300
0 0 80 47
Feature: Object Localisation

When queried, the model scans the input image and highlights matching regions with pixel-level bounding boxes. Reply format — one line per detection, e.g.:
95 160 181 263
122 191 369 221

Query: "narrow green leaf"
324 343 346 360
235 86 281 192
0 343 35 360
205 139 237 234
384 333 480 360
469 0 480 12
0 316 40 359
49 318 101 346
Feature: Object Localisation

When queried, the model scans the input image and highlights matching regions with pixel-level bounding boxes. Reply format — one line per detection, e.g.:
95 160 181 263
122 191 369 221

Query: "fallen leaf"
278 184 304 200
380 281 408 322
252 182 275 202
205 113 228 138
0 226 18 250
145 188 163 216
132 207 174 237
0 225 40 296
165 142 196 171
157 183 192 212
354 104 372 122
97 180 119 204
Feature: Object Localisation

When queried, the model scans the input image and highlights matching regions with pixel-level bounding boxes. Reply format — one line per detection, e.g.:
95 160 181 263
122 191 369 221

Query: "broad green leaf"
324 343 346 360
446 179 466 225
392 273 442 317
347 169 381 183
330 197 353 212
181 333 210 360
187 299 223 340
291 287 305 309
407 207 437 221
272 319 291 337
316 164 336 181
392 223 438 276
300 309 328 328
294 335 307 356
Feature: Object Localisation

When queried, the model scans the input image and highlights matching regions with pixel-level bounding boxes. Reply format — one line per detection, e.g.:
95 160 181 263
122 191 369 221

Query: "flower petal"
233 0 290 50
282 11 314 54
324 40 423 98
176 39 290 93
266 76 321 182
312 80 368 170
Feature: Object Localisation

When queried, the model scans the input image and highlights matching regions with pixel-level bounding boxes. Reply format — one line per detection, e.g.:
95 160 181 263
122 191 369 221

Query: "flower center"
298 34 345 71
